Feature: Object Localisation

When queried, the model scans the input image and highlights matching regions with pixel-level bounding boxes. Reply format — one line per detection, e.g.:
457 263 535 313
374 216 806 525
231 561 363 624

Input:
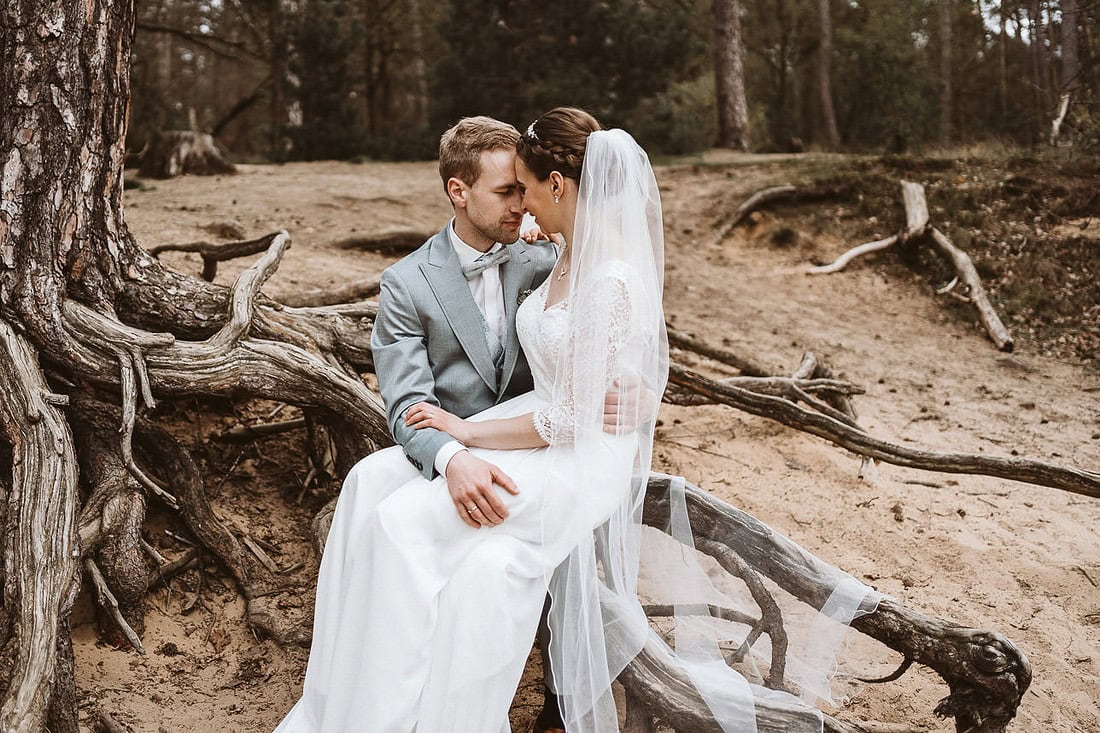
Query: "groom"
369 116 564 731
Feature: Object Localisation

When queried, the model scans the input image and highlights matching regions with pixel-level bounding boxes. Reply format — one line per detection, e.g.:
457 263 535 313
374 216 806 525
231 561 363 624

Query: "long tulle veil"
538 129 881 732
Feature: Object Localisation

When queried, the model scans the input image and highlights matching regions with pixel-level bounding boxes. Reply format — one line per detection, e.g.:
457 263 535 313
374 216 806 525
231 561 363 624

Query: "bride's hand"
406 402 470 442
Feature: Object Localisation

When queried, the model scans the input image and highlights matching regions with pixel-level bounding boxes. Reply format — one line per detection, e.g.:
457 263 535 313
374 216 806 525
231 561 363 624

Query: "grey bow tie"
461 248 511 280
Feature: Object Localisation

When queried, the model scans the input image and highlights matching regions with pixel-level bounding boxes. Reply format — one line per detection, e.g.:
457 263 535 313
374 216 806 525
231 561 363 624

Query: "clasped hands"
404 374 658 528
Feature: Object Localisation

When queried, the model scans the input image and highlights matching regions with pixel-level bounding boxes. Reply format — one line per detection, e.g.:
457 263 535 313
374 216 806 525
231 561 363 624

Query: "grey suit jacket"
371 225 557 478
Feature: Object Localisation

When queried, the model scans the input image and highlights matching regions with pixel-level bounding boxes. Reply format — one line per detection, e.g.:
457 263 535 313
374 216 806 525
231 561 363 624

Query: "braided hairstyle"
517 107 602 181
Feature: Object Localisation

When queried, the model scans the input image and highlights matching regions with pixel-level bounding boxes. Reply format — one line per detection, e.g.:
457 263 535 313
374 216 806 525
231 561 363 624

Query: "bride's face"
515 156 561 235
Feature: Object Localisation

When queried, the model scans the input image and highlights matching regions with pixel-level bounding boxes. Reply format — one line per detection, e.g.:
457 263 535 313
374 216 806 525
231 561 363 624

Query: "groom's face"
455 148 524 247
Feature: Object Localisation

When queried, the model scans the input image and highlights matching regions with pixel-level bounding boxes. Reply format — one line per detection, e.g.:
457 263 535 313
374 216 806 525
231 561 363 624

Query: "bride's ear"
548 171 565 199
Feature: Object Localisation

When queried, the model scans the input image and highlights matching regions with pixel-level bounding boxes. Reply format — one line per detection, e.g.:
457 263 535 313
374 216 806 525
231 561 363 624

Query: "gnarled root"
131 418 310 646
669 362 1100 498
640 474 1030 733
0 320 81 733
71 395 151 648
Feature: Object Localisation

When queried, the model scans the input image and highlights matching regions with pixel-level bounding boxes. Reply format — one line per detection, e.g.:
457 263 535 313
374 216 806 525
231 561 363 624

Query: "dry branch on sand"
329 227 433 255
808 180 1012 351
722 179 1013 351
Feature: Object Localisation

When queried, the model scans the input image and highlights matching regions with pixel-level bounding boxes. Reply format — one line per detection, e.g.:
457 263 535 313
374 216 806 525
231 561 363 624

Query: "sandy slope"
72 157 1099 732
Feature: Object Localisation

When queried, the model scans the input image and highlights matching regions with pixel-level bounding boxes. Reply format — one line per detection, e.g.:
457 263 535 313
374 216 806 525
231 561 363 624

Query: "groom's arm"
371 267 457 479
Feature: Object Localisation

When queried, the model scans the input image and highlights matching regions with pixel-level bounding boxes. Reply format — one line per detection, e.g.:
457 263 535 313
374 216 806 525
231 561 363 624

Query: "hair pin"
525 122 538 140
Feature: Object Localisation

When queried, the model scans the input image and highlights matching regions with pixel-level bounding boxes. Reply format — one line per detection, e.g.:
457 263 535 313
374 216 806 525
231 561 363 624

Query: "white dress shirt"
433 219 512 476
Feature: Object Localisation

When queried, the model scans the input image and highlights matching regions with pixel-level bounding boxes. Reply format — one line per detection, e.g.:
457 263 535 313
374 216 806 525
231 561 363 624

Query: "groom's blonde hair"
439 116 520 193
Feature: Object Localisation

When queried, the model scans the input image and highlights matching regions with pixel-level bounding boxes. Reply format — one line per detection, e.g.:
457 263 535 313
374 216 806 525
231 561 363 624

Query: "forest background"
132 0 1100 162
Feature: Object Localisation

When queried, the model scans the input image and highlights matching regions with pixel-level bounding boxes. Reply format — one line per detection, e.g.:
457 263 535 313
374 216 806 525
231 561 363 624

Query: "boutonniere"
517 288 533 306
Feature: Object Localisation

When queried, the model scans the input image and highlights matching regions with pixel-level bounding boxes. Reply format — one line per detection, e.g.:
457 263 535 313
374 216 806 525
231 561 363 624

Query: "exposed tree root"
138 130 236 179
0 322 81 733
133 418 309 646
638 474 1030 733
669 361 1100 498
667 324 772 377
329 227 432 255
713 180 862 245
148 231 284 282
279 276 382 307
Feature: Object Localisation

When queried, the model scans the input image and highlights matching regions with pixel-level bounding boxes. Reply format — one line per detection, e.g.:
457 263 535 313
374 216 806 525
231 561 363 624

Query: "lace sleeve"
533 269 633 445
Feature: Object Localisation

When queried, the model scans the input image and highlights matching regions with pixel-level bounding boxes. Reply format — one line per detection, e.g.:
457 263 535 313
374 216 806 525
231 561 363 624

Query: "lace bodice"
516 276 569 402
515 265 635 445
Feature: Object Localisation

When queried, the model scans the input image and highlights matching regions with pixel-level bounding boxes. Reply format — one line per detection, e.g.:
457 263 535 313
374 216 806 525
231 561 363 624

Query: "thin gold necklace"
556 242 571 281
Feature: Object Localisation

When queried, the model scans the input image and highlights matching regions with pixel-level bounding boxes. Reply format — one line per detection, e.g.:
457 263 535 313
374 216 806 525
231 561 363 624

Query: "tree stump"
138 131 236 179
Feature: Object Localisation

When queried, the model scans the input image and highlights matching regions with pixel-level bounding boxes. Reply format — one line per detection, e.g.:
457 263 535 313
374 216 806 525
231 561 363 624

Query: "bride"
275 107 877 733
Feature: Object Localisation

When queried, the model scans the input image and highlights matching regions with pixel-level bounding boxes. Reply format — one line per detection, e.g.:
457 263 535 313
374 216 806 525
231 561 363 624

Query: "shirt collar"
448 218 503 268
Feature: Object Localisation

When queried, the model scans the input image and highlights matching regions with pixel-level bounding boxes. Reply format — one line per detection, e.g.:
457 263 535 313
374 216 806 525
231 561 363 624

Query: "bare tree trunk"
1061 0 1081 91
268 0 288 159
999 2 1008 125
1028 0 1053 138
816 0 841 148
407 0 430 129
0 0 393 724
939 0 954 145
712 0 751 150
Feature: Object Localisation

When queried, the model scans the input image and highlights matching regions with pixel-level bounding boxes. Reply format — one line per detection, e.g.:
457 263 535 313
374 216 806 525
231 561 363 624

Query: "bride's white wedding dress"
275 272 638 733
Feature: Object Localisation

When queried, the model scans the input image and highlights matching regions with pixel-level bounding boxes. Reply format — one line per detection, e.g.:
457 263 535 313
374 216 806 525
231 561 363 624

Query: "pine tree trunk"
939 0 954 145
269 0 289 159
0 2 137 726
712 0 751 151
1061 0 1081 91
999 4 1008 125
1028 0 1053 130
816 0 841 148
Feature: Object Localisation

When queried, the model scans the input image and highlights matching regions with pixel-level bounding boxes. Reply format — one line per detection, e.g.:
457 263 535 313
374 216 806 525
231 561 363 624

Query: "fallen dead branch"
713 180 863 245
927 227 1013 350
329 227 431 255
634 474 1031 733
148 231 282 282
801 180 1013 351
668 362 1100 498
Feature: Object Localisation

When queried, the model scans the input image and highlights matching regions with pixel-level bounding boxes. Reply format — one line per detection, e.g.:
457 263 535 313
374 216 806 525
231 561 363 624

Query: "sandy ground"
71 156 1099 732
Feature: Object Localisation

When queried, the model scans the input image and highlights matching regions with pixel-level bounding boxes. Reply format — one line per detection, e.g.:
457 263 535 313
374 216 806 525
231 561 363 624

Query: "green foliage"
126 0 1100 160
621 75 718 155
832 0 939 149
429 0 711 154
290 0 365 160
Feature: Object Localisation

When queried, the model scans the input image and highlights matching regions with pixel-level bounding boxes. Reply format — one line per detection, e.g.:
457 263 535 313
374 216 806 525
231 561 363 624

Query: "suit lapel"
420 231 498 391
497 242 535 395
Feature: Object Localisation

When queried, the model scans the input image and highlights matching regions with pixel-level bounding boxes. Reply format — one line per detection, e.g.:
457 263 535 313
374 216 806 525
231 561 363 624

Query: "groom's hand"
603 375 659 434
445 451 519 528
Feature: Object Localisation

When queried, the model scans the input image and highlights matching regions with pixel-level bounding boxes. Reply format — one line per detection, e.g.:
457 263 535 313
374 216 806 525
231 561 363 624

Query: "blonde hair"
439 116 521 192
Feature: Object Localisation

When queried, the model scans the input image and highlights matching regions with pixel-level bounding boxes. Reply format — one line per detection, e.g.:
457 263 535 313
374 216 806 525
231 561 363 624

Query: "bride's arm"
408 268 643 450
405 403 547 450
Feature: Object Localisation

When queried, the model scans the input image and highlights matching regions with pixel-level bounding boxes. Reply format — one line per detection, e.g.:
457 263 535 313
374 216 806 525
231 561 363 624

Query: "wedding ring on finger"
466 504 478 514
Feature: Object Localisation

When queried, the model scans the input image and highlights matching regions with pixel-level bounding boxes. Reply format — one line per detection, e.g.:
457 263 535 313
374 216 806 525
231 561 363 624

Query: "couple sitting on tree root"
275 108 879 733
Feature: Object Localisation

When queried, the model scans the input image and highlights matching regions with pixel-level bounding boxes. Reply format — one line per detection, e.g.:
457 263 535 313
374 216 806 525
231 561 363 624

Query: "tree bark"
939 0 954 145
998 4 1008 125
817 0 841 148
0 323 81 732
1028 0 1053 139
1061 0 1081 91
712 0 751 151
